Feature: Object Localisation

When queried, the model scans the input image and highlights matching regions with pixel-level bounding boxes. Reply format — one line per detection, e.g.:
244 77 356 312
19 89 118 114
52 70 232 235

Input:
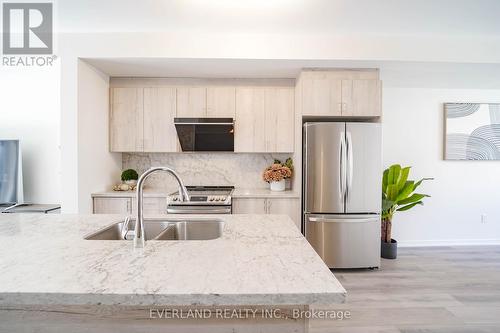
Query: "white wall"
58 0 500 37
0 64 61 204
77 60 121 213
382 70 500 245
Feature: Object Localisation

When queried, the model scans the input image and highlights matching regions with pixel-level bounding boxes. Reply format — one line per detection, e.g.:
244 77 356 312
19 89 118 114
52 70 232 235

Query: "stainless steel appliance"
0 140 24 206
167 186 234 214
174 118 234 152
303 122 381 269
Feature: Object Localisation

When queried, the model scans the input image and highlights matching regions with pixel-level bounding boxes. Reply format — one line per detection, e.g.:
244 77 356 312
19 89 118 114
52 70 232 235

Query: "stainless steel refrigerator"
303 122 381 269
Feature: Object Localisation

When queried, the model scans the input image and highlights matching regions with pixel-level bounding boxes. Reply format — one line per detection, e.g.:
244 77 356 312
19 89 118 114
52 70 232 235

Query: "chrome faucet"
134 167 190 248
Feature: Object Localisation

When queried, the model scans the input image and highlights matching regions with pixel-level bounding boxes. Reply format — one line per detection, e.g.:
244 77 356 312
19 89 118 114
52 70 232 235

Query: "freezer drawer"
305 214 380 269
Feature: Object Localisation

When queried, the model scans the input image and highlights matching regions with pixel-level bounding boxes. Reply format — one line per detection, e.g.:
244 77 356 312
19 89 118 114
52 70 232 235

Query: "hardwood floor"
310 246 500 333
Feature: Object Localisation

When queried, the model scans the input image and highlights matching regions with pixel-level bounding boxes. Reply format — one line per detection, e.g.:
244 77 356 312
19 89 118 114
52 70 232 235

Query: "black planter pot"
381 239 397 259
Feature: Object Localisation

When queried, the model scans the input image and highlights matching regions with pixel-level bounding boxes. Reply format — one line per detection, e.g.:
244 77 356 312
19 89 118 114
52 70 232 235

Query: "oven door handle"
167 207 231 214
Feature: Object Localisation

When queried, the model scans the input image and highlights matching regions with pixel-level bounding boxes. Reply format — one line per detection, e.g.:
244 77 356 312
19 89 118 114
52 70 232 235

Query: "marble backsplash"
122 153 292 192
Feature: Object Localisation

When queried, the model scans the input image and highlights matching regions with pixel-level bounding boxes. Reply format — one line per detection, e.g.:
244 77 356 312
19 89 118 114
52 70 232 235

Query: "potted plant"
121 169 139 186
262 159 293 192
381 164 432 259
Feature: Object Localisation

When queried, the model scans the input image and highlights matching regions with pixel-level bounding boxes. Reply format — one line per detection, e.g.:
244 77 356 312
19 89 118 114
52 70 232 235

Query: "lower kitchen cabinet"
232 197 300 228
93 197 132 214
232 198 267 214
131 197 167 216
93 197 166 215
94 196 299 227
267 198 301 228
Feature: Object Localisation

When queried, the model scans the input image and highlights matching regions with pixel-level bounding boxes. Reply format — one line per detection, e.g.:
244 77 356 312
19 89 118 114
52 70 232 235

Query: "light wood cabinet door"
131 197 167 216
206 87 236 118
267 198 301 228
235 88 266 152
264 88 294 152
143 87 178 152
232 198 267 214
341 79 382 117
93 197 132 214
110 88 144 152
176 87 207 117
301 73 342 116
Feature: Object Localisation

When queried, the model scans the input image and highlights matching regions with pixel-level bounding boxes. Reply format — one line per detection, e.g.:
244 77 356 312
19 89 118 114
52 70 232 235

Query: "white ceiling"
74 0 500 80
58 0 500 37
83 58 500 90
83 58 346 78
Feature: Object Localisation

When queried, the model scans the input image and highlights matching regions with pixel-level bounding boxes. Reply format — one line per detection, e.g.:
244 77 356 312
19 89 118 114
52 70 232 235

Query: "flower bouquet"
262 159 293 191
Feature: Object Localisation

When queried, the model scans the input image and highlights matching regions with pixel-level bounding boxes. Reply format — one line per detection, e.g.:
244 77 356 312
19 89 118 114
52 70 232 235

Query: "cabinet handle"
342 103 348 113
268 200 272 213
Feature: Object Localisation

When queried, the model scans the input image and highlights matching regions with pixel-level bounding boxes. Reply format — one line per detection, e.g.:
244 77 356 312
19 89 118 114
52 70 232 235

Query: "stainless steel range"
167 186 234 214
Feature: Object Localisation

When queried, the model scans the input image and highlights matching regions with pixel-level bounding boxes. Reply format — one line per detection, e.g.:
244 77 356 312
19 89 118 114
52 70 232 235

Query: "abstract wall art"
445 103 500 160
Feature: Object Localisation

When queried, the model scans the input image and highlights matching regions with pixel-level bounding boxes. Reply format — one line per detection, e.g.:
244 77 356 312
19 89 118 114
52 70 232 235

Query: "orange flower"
262 164 292 183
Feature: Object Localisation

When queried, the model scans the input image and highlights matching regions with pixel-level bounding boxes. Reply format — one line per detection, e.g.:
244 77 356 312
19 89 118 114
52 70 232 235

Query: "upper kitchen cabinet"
110 88 144 152
110 87 178 153
264 88 295 152
235 88 266 152
176 87 207 117
177 86 237 118
298 70 382 118
341 79 382 117
143 87 177 152
109 79 294 153
206 87 236 118
235 87 294 153
301 72 342 116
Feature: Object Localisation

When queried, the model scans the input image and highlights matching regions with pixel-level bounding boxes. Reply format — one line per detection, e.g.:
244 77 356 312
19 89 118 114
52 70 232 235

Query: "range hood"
174 118 234 152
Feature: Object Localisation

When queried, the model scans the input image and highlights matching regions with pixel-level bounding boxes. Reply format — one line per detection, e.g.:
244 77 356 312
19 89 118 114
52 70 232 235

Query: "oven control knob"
209 198 214 202
221 196 226 201
172 197 178 202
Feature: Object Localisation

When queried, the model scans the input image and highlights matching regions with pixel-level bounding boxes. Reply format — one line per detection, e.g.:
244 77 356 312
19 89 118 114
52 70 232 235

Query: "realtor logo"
2 2 53 54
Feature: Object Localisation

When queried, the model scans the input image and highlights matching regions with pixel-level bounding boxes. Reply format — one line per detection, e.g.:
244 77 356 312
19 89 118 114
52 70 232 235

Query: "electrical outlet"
481 214 487 224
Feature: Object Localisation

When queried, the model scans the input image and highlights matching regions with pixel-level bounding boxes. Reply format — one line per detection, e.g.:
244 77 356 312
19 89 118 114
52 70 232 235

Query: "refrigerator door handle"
346 131 353 204
308 217 377 223
339 132 347 202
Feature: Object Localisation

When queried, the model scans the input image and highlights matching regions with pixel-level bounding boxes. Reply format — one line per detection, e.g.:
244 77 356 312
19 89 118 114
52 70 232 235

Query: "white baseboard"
397 239 500 247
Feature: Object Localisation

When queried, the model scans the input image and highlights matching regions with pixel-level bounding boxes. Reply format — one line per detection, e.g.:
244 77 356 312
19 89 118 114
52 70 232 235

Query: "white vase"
270 180 286 192
125 179 137 186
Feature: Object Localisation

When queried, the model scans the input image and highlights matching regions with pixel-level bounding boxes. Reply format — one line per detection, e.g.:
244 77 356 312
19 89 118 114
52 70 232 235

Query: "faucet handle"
121 216 132 240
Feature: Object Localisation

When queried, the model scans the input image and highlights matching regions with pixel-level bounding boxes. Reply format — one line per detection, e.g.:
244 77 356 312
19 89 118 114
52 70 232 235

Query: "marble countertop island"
0 214 345 307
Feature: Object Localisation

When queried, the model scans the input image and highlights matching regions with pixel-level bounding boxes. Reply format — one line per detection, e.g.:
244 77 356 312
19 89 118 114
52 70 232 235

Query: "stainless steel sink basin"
84 218 224 241
154 220 224 241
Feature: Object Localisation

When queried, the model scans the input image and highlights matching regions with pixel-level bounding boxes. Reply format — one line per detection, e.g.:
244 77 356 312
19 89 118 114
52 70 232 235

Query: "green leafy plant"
381 164 432 243
121 169 139 182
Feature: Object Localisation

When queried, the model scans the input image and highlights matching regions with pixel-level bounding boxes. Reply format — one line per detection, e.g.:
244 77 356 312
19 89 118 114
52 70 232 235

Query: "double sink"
85 218 224 241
